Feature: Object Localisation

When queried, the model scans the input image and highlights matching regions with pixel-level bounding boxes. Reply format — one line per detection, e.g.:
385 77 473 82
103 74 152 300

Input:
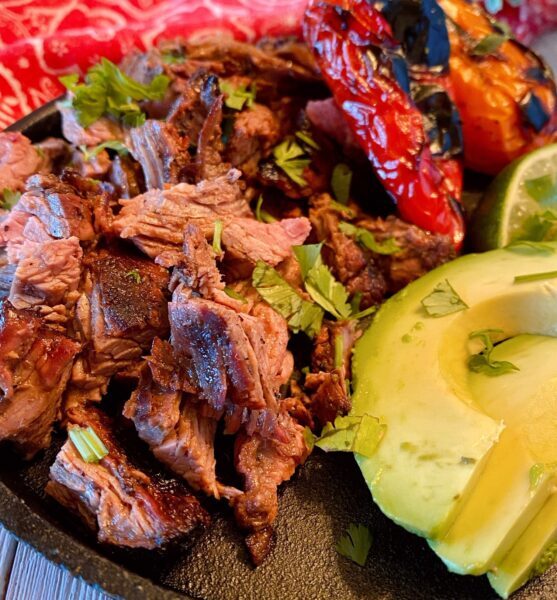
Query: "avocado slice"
351 244 557 588
430 335 557 575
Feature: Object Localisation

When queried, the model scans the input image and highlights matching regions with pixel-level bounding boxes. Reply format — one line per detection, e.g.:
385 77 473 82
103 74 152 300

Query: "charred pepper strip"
303 0 465 248
439 0 557 175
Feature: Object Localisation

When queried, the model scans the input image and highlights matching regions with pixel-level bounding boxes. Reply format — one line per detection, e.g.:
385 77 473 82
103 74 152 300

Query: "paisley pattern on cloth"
0 0 555 128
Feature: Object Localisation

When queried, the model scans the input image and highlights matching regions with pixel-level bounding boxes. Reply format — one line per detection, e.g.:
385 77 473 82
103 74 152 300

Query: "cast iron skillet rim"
1 102 192 600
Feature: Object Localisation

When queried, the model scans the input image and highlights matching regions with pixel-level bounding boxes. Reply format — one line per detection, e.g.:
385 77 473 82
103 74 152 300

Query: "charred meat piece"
8 237 82 312
47 406 209 549
0 255 15 301
0 173 95 262
68 248 169 404
112 169 250 259
57 103 125 147
0 132 45 192
232 415 310 564
225 103 281 178
310 194 388 309
108 155 145 199
128 120 190 190
0 301 80 458
354 215 456 292
123 339 234 499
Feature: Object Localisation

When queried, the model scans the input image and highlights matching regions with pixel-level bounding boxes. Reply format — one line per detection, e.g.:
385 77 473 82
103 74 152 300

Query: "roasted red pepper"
303 0 465 248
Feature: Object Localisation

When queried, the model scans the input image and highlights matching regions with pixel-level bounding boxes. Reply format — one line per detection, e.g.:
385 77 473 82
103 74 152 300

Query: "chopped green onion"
331 163 353 204
213 219 223 254
514 270 557 284
69 426 109 463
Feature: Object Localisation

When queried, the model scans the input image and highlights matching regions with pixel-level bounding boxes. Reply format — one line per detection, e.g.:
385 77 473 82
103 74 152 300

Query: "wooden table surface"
0 30 555 600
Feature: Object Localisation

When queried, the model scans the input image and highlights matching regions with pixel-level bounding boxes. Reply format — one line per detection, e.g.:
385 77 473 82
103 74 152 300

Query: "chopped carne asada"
2 33 457 564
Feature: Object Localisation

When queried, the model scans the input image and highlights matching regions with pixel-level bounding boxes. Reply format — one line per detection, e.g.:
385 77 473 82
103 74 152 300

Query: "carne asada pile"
0 37 454 564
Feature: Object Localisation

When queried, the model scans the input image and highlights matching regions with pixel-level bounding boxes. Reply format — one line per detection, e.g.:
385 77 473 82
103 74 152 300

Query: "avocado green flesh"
488 494 557 598
430 335 557 575
351 245 557 595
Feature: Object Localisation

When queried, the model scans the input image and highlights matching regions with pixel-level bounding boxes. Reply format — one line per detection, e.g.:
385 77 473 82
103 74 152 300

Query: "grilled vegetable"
303 0 465 248
439 0 557 175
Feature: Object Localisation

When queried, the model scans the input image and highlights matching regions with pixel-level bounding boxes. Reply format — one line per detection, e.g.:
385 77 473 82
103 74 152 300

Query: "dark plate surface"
1 103 556 600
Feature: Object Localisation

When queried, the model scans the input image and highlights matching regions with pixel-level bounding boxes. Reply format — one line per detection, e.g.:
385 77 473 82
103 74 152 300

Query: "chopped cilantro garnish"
471 32 509 56
80 140 129 161
468 329 519 377
68 426 109 463
212 219 223 255
339 222 400 255
316 414 386 458
252 261 323 338
350 291 363 314
334 333 344 369
255 195 277 223
295 130 320 151
305 258 352 320
224 286 247 303
351 304 377 320
331 163 353 204
530 540 557 580
292 244 323 279
272 138 310 187
303 427 316 452
336 524 373 567
421 279 468 317
219 80 256 111
514 270 557 284
59 58 169 128
126 269 141 283
0 188 21 210
329 200 356 218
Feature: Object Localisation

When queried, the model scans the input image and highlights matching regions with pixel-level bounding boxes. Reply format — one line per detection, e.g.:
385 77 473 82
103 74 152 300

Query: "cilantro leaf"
316 414 386 458
295 130 320 151
219 80 256 111
303 427 316 452
0 188 21 210
60 58 169 128
212 219 223 255
339 222 400 255
252 261 323 338
468 329 519 377
126 269 141 284
329 200 356 219
272 139 310 187
421 279 468 317
224 286 247 303
292 244 323 280
471 32 509 56
514 270 557 284
255 195 276 223
334 333 344 369
530 540 557 580
331 163 353 204
305 262 352 320
79 140 129 161
336 524 373 567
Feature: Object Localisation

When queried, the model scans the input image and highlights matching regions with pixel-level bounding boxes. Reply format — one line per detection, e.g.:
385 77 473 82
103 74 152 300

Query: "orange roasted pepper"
438 0 557 175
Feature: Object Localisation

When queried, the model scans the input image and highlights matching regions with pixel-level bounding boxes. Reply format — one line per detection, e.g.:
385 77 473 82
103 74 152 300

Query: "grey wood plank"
5 540 110 600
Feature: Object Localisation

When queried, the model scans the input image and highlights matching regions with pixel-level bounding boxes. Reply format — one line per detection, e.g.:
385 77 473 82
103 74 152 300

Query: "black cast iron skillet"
0 101 556 600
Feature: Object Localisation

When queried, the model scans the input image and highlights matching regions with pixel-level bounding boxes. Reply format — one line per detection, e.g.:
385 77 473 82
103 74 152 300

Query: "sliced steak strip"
68 248 169 404
232 414 309 563
0 132 44 192
8 236 82 312
57 103 125 147
47 406 209 549
222 216 311 277
123 340 235 499
354 215 456 292
112 169 249 259
0 301 80 458
128 120 190 190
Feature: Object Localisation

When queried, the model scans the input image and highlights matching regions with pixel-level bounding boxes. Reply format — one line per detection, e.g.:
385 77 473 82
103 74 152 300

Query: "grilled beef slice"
68 248 169 404
0 301 80 458
57 103 125 147
47 407 209 549
0 132 45 192
112 169 250 258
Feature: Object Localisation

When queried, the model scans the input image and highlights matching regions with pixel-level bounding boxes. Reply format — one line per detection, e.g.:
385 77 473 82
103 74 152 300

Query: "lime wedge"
471 144 557 251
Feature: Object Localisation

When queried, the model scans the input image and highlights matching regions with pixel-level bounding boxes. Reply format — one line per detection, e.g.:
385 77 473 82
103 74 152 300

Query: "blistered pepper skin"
439 0 557 175
303 0 465 248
